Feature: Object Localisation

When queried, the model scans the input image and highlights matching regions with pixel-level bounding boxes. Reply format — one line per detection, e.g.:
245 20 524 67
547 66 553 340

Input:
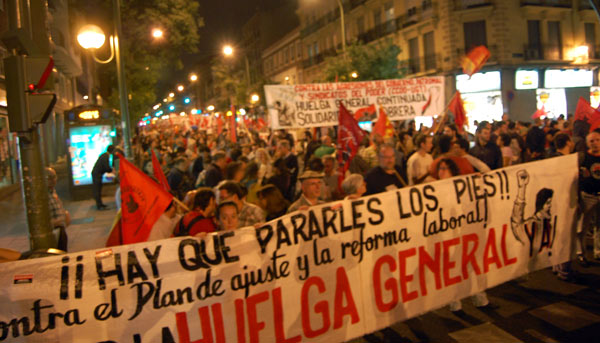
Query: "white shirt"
407 152 433 185
147 213 182 241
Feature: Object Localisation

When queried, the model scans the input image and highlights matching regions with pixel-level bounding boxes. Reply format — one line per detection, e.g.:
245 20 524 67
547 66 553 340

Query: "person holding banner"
365 143 408 195
173 188 217 237
216 201 239 231
217 181 265 228
578 130 600 265
288 170 325 213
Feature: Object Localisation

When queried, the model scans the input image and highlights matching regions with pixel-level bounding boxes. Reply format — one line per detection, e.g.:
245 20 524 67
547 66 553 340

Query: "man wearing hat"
287 170 325 213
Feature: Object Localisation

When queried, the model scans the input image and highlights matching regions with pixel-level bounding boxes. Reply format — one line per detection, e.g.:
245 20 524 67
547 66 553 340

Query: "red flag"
448 91 467 132
118 154 173 244
256 118 266 130
590 112 600 131
574 97 597 121
461 45 491 77
532 106 547 119
151 149 170 191
353 104 376 121
337 103 365 190
105 213 122 247
373 107 394 138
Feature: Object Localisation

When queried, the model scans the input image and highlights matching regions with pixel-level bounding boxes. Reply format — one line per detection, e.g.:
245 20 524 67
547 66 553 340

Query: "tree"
71 0 201 122
321 39 403 82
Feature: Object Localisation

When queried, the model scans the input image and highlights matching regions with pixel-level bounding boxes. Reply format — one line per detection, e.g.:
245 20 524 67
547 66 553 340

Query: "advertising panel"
68 125 113 186
536 88 567 119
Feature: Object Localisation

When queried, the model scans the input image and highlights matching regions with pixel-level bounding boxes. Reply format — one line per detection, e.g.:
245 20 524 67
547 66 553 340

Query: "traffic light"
4 55 56 132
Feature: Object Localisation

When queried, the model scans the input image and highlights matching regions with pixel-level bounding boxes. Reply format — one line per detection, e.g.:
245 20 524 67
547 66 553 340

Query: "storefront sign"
544 69 593 88
264 77 445 129
536 88 567 118
515 70 539 90
456 71 501 93
0 156 578 342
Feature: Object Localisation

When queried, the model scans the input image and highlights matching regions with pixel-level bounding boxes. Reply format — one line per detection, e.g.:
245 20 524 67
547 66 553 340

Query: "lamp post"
223 45 251 89
76 0 133 158
336 0 346 56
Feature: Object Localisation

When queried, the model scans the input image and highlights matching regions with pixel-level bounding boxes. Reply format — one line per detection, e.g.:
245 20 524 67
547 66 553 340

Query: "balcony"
578 0 594 10
357 19 397 44
302 48 338 68
399 54 441 75
396 0 436 30
523 44 564 61
454 0 493 10
520 0 572 8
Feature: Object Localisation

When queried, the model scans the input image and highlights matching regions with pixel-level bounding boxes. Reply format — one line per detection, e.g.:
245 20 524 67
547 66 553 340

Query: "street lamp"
177 85 184 92
189 73 198 82
351 71 358 79
251 94 260 103
207 105 215 111
168 92 175 98
77 13 133 158
152 28 163 39
223 45 233 56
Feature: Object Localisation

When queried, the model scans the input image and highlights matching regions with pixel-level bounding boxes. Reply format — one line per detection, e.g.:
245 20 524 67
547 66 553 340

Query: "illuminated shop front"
456 71 503 132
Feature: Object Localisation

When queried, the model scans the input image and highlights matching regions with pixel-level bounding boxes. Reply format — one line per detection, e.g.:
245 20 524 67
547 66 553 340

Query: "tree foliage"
321 39 403 82
71 0 201 121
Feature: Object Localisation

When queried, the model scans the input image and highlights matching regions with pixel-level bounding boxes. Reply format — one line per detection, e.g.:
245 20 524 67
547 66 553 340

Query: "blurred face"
438 162 453 180
204 197 216 217
218 189 239 205
587 132 600 154
478 127 491 144
443 127 455 137
356 180 366 196
302 178 322 200
422 137 433 153
219 205 239 231
379 147 396 172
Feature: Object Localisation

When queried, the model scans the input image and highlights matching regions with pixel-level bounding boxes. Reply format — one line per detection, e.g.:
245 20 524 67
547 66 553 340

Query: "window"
409 37 420 74
547 21 562 60
384 1 395 31
585 23 596 58
357 16 365 35
297 42 302 58
463 20 487 52
526 20 542 60
423 31 436 70
373 8 382 28
314 41 319 55
291 45 295 61
284 48 289 64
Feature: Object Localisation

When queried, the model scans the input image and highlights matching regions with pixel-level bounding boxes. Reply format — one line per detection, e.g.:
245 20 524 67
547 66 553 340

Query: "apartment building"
293 0 600 124
262 28 304 85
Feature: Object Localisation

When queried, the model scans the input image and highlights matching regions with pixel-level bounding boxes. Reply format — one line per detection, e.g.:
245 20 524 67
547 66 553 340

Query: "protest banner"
0 155 578 342
264 77 445 129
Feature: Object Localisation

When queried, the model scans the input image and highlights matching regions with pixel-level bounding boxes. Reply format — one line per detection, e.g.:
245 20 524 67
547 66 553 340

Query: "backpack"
175 214 206 237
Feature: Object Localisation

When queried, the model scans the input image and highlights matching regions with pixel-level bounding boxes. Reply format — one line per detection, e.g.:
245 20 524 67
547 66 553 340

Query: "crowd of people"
127 113 599 285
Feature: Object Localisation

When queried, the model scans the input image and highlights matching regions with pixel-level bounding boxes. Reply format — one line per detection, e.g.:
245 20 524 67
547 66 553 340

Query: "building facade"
289 0 600 125
262 28 304 85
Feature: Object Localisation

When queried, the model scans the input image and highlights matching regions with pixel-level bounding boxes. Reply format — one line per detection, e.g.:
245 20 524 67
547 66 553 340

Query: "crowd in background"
129 113 600 285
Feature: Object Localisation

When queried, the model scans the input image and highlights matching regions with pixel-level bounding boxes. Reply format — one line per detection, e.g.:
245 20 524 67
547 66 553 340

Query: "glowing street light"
351 71 358 79
207 105 215 111
163 98 168 102
223 45 233 56
189 74 198 82
168 92 175 98
177 85 184 92
251 94 260 103
152 28 163 39
77 24 106 49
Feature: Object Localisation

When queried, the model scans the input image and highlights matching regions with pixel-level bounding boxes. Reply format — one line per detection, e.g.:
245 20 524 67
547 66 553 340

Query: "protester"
406 134 433 185
341 174 366 199
201 150 227 187
470 122 502 170
167 157 193 200
91 144 115 210
147 201 181 241
173 188 217 237
365 143 408 195
428 135 474 180
257 184 290 221
577 130 600 266
216 201 239 231
313 135 336 158
288 170 325 213
225 161 244 182
47 167 70 251
274 140 299 201
217 181 265 228
322 155 341 201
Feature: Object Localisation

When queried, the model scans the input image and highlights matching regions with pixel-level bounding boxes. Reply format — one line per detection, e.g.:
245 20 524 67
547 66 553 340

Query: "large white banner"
264 77 445 129
0 155 578 342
